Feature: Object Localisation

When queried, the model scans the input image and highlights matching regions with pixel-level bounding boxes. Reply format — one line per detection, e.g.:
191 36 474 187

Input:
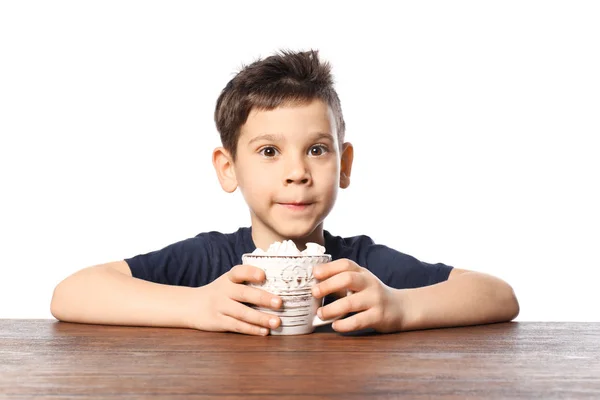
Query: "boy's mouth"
277 202 314 211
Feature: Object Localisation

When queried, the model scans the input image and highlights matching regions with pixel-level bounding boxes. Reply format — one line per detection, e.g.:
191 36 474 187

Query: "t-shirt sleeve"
365 244 453 289
124 236 211 287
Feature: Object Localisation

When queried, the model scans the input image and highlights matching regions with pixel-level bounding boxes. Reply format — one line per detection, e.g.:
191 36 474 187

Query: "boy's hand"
189 265 282 336
312 259 403 333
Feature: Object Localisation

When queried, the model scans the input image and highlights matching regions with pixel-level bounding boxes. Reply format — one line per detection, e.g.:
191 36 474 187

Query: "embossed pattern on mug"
253 289 316 327
243 255 331 333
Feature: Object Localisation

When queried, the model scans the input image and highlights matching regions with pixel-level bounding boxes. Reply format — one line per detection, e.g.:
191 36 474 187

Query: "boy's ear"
340 142 354 189
212 147 238 193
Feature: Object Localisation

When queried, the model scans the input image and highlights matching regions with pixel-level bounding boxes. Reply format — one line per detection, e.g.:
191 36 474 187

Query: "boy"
51 50 519 336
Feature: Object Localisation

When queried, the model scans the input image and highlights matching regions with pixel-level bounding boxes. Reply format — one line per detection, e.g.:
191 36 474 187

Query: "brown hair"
214 49 346 160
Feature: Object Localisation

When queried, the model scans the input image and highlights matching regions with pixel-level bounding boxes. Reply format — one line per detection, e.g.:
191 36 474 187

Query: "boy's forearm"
396 271 520 332
51 266 197 329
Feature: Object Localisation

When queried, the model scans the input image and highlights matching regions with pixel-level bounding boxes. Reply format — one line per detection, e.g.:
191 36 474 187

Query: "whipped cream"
252 240 326 256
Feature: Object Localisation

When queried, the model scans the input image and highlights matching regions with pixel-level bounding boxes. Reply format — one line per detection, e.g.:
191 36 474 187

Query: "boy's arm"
50 261 284 335
313 260 519 333
396 268 520 331
50 261 197 328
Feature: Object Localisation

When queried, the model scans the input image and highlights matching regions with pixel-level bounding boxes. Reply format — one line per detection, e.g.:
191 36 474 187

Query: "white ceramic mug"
241 253 339 335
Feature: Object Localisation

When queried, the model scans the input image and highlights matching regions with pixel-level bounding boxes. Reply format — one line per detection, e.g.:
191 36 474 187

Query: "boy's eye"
309 144 329 157
258 146 279 157
258 145 329 158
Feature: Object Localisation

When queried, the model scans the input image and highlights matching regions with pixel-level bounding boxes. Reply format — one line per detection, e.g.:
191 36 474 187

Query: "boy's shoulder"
324 230 435 270
324 230 375 257
324 230 412 262
325 230 454 288
192 227 254 255
193 227 249 243
128 227 253 264
125 227 254 286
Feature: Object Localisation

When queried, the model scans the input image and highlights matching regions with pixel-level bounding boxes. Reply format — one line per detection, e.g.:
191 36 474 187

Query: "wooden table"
1 320 599 399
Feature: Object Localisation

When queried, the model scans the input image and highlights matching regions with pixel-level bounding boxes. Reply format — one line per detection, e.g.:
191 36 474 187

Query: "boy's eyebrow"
311 132 335 142
248 133 284 145
247 132 334 145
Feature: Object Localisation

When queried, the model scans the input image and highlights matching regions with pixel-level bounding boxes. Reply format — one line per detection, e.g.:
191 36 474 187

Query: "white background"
1 1 598 321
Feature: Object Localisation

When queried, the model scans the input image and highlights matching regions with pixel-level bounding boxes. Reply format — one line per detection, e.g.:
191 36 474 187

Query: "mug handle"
312 290 354 327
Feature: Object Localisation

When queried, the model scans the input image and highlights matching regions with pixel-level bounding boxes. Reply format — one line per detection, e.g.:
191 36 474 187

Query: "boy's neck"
250 223 325 252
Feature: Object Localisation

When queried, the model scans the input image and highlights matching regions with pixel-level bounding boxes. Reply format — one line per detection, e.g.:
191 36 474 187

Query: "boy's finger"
318 291 368 321
221 315 271 336
313 259 361 280
224 300 280 331
312 271 364 299
331 308 377 333
228 264 266 284
232 285 282 310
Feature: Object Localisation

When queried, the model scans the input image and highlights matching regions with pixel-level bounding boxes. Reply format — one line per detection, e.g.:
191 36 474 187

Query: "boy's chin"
269 221 322 240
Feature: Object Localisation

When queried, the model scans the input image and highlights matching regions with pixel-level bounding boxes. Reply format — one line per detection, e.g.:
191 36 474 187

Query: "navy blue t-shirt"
125 227 453 298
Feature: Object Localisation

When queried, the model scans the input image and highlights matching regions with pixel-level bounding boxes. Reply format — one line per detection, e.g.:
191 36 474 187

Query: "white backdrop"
1 1 598 321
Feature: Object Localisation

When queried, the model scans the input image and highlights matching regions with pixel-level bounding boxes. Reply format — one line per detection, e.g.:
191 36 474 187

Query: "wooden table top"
1 320 599 399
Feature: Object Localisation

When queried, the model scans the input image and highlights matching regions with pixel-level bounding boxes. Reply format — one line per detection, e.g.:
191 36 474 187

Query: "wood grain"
1 320 599 399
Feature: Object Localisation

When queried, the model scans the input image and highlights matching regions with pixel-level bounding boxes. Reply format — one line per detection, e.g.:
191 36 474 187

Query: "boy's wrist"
180 285 208 330
147 284 201 330
391 288 422 332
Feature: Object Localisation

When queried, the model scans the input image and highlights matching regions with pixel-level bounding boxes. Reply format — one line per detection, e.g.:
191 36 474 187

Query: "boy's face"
213 99 353 249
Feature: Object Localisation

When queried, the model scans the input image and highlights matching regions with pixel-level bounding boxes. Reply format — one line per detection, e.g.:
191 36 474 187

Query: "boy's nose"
284 159 311 185
286 177 310 185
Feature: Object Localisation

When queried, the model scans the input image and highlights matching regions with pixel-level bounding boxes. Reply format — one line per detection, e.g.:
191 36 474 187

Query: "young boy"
51 50 519 336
